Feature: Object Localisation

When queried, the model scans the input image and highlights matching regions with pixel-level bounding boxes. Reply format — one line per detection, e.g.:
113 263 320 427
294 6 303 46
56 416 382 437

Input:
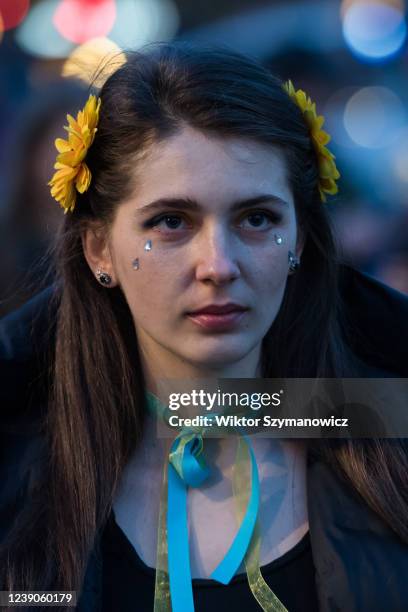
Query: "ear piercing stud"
132 258 140 270
274 234 283 245
288 251 300 272
144 240 152 251
96 267 112 286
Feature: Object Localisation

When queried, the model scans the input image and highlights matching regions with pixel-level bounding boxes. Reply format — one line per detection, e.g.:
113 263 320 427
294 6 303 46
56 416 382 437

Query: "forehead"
129 125 292 209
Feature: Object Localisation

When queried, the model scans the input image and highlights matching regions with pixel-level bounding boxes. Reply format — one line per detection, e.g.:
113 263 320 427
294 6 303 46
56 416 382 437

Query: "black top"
101 511 319 612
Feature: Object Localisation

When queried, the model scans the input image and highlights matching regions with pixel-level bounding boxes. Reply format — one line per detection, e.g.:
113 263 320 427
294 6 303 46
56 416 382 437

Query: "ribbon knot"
169 431 210 488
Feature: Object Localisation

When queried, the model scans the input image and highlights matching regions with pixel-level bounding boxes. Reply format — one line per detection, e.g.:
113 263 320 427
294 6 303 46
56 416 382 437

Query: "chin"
183 342 255 370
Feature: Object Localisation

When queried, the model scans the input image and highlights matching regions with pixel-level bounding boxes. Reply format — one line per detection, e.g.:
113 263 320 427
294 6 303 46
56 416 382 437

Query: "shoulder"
307 455 408 610
0 284 59 359
338 265 408 376
339 264 408 318
0 284 59 427
0 287 58 536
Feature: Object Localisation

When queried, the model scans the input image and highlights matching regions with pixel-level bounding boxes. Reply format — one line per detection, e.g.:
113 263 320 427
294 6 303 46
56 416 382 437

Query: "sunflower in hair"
48 94 101 213
283 80 340 202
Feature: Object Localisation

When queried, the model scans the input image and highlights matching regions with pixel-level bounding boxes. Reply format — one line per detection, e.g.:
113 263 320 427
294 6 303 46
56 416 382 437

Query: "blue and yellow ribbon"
146 392 288 612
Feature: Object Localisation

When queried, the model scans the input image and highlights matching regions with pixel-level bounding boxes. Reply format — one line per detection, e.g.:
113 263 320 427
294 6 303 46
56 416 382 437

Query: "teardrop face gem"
274 234 283 245
144 240 152 251
132 258 140 270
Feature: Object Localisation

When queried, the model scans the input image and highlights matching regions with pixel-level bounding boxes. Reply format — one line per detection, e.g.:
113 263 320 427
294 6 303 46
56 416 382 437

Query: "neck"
137 338 270 466
138 341 263 402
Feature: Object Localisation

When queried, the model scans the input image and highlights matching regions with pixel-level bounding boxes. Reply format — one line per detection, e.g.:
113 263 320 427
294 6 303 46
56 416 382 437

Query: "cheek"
242 219 297 282
250 246 290 323
114 241 182 320
252 242 290 287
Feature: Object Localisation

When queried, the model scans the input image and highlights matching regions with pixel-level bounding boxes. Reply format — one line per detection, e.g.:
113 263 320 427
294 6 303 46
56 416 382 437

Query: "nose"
194 222 241 286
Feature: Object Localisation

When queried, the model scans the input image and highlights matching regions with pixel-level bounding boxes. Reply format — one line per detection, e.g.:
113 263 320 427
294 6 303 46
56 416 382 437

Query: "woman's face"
85 125 303 373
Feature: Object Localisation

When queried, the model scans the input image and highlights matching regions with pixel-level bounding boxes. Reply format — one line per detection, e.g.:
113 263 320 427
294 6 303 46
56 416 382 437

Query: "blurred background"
0 0 407 316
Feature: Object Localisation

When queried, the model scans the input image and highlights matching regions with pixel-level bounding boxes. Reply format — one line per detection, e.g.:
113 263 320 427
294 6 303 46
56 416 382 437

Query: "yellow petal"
58 147 86 166
62 183 77 213
76 109 85 129
65 125 84 148
84 95 96 117
75 163 91 193
84 94 96 118
51 166 77 181
55 138 71 153
66 117 82 136
296 90 307 111
284 80 295 97
53 161 69 170
66 113 78 129
313 129 330 146
50 181 68 199
319 157 336 178
327 163 340 180
80 126 92 148
315 115 325 130
50 184 66 199
320 178 339 195
319 186 327 203
84 95 101 132
318 145 335 159
303 110 317 128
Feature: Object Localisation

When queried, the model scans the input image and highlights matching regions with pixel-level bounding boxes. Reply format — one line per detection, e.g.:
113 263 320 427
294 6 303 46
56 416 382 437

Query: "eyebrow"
135 194 289 216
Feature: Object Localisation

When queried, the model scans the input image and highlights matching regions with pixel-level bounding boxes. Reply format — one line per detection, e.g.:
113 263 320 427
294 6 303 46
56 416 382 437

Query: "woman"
0 41 407 612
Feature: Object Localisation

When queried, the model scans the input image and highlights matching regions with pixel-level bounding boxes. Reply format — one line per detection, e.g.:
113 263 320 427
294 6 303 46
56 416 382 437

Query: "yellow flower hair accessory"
48 94 101 214
283 80 340 202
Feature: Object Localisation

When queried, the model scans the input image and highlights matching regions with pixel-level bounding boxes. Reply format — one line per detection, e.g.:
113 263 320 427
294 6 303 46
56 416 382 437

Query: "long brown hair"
1 41 407 604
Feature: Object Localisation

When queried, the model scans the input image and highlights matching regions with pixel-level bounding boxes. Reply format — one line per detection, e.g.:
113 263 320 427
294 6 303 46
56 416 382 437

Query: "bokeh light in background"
15 0 179 58
341 0 407 61
324 80 408 206
62 37 126 87
53 0 116 44
0 0 30 32
343 86 406 148
107 0 179 50
16 0 75 58
392 127 408 188
324 86 361 149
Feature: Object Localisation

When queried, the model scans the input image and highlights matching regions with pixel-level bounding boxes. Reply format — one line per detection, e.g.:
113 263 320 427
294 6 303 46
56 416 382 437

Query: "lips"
187 303 248 315
186 303 249 331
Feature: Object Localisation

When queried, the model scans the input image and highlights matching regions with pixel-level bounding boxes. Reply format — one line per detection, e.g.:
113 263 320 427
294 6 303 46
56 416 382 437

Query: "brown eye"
162 215 183 229
247 213 267 227
143 214 187 230
240 210 280 229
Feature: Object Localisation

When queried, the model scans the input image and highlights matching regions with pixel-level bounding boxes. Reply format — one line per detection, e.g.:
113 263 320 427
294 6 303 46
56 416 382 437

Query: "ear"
81 221 118 287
